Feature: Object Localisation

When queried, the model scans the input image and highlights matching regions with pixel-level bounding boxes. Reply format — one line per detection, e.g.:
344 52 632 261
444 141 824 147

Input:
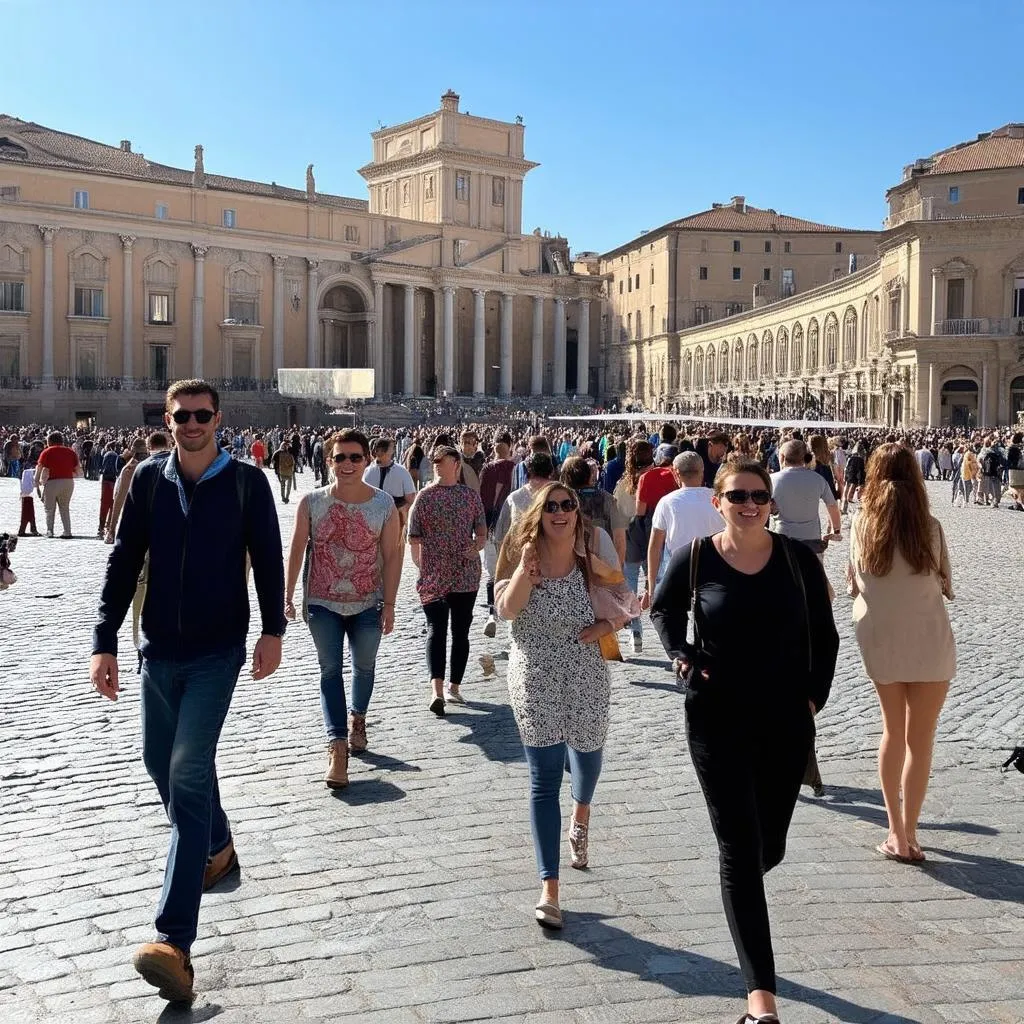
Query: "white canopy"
548 412 879 430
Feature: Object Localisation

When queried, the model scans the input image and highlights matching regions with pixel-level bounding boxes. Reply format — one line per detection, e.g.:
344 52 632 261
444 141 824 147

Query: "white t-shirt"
20 467 34 497
362 461 416 503
651 485 723 556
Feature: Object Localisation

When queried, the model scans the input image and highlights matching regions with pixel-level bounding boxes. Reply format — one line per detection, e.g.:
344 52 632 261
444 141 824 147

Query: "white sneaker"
483 614 497 638
632 634 643 654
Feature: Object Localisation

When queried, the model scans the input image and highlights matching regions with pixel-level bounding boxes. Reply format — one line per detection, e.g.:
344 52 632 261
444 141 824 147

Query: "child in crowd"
19 459 38 536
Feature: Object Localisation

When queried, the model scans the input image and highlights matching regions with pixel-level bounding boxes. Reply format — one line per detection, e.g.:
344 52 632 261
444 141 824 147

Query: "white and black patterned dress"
507 566 611 752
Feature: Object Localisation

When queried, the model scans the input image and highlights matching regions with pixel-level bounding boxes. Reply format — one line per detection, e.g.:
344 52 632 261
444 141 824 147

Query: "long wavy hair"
495 482 589 584
857 442 937 576
622 439 654 496
809 434 831 467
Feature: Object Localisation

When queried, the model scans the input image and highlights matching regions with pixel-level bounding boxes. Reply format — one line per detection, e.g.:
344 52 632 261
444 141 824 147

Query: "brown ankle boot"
348 713 367 753
325 739 349 788
203 838 239 892
133 941 194 1002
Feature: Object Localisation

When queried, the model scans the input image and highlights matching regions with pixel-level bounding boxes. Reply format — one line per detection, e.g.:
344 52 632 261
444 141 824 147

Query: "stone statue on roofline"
306 164 316 202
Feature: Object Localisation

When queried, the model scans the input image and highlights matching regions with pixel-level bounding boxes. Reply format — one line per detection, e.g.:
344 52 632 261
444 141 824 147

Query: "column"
981 360 989 428
927 362 936 427
530 295 544 396
306 259 319 367
930 267 943 334
472 288 486 395
120 235 136 381
39 226 57 382
373 280 384 397
403 284 416 396
500 292 514 397
442 285 455 395
576 299 590 398
190 244 207 378
271 254 286 374
552 297 566 395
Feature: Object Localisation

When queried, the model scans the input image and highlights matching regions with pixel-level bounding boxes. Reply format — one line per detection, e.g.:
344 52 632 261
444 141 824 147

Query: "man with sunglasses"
90 379 285 1004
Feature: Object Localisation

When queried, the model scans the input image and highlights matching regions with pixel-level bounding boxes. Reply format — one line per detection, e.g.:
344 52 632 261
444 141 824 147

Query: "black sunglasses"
543 498 579 514
723 489 772 506
171 409 215 425
332 452 366 464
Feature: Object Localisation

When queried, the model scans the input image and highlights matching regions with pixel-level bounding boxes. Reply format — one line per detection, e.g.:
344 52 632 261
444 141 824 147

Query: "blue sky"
5 0 1022 253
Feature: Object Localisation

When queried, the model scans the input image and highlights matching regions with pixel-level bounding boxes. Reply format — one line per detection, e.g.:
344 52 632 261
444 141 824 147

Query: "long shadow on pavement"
555 912 923 1024
329 778 405 805
355 750 421 773
918 847 1024 903
628 678 683 694
157 1001 222 1023
446 701 524 764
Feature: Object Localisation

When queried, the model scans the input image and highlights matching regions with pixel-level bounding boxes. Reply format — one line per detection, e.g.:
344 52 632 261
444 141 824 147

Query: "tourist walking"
271 441 296 503
495 482 625 929
651 458 838 1024
847 442 955 864
18 458 38 536
285 429 402 788
98 441 124 537
90 379 285 1004
615 438 655 653
479 432 516 638
35 431 81 538
407 445 487 714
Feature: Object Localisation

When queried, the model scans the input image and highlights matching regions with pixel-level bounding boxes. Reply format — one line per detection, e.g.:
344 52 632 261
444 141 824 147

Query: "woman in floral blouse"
407 445 487 715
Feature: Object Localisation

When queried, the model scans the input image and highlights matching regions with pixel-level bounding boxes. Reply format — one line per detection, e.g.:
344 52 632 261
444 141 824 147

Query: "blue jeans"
522 742 603 880
624 560 647 636
307 603 382 741
7 458 20 479
140 643 245 954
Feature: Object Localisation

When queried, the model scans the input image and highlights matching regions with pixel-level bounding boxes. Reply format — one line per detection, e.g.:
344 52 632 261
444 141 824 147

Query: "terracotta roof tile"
670 203 857 233
924 131 1024 175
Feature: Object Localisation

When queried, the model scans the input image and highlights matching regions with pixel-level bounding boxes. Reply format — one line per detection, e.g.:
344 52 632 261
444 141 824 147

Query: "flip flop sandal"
876 841 916 865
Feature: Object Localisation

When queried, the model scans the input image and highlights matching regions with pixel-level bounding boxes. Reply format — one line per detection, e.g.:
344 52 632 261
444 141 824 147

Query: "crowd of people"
2 384 1000 1022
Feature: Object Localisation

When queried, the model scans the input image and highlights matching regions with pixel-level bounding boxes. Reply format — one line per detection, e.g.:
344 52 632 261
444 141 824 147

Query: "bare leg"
873 681 911 857
749 990 778 1018
902 681 950 853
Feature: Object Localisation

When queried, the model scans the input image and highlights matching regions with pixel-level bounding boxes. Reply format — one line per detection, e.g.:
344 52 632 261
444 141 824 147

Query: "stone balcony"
933 317 1024 337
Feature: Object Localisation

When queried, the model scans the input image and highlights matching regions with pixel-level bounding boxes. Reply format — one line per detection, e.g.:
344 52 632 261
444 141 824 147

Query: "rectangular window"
948 186 959 204
222 209 236 228
650 268 655 284
732 240 741 253
0 185 20 201
700 238 708 253
232 340 254 379
626 312 632 337
1018 187 1024 205
732 267 741 281
946 278 965 320
455 174 469 201
1012 277 1024 318
0 280 25 311
149 344 170 383
228 298 257 324
889 294 901 332
764 240 772 253
74 287 104 317
344 224 359 243
782 268 794 297
74 190 89 209
149 293 171 324
619 280 623 295
698 266 708 280
635 273 640 289
784 240 791 254
763 268 771 282
725 302 743 317
694 304 711 325
650 305 655 333
627 276 632 293
491 178 504 206
155 202 169 220
835 241 843 253
0 343 19 377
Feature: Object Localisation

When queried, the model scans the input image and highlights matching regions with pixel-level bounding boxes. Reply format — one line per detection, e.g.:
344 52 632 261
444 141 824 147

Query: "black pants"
423 591 477 686
685 689 814 994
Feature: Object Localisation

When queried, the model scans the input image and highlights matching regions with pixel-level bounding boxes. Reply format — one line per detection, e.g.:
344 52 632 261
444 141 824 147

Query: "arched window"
859 302 869 362
733 339 743 382
762 331 773 377
705 347 715 387
824 314 838 370
807 319 819 371
776 327 788 375
792 323 804 375
746 339 758 381
842 308 857 364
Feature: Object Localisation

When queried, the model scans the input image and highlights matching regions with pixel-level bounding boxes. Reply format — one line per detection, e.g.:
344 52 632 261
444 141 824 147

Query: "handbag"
586 529 641 662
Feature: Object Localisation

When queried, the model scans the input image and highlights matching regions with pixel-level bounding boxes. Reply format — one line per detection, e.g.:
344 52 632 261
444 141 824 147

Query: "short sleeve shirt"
37 444 79 479
636 467 678 511
407 483 486 603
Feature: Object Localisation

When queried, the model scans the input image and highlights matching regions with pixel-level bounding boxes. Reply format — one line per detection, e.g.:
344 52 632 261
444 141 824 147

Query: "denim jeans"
951 475 965 503
140 643 245 954
522 742 603 880
623 561 647 636
307 603 382 741
7 458 20 479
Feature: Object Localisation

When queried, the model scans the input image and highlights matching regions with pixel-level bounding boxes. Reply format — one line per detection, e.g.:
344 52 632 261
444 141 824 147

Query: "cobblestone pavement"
1 472 1022 1024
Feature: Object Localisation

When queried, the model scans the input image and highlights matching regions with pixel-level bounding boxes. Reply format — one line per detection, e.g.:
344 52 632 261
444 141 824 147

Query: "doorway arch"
319 284 370 369
941 376 979 429
1011 374 1024 423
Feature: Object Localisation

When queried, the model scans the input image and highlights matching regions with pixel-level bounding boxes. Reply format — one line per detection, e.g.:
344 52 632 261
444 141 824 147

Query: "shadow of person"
354 750 421 773
203 869 242 895
157 1000 222 1023
329 778 405 805
554 912 922 1024
628 679 683 694
445 700 524 764
918 847 1024 903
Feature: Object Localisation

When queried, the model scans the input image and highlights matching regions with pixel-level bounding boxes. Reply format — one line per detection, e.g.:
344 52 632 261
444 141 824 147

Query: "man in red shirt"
35 431 81 538
635 444 680 516
250 435 267 468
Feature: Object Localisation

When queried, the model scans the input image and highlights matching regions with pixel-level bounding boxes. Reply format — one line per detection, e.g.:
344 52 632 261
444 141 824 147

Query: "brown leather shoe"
133 941 194 1002
203 838 239 892
348 713 367 753
325 739 349 788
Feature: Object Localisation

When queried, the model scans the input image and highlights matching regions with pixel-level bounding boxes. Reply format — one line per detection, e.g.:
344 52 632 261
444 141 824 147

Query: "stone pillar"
530 295 544 396
191 244 208 378
373 280 384 397
306 259 320 367
403 284 416 396
472 288 486 395
930 267 943 334
927 362 936 427
271 254 287 374
577 299 590 398
39 226 58 382
981 361 989 428
118 234 136 382
552 297 566 395
442 285 455 395
500 292 514 397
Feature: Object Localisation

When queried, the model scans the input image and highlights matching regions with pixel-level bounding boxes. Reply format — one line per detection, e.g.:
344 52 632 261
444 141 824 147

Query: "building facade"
0 91 601 425
607 124 1024 428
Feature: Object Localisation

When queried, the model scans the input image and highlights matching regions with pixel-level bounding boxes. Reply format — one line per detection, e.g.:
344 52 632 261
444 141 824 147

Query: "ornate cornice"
359 144 538 182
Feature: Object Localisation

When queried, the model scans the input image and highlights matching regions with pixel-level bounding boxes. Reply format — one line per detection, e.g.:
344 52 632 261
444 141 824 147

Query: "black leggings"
685 691 814 994
423 591 477 686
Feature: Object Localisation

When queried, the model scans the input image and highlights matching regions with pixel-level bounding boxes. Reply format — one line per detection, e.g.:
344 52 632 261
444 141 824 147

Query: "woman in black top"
651 458 839 1024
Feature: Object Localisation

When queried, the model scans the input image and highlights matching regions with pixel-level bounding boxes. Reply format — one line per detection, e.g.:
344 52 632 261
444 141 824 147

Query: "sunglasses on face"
171 409 215 425
543 498 579 514
723 489 772 506
332 452 366 464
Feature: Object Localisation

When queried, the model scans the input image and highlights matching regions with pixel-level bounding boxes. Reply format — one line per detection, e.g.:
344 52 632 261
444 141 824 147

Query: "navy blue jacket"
92 449 286 660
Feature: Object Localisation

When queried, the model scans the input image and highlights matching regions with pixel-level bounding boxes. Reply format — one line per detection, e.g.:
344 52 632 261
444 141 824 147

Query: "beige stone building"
0 91 602 425
608 123 1024 428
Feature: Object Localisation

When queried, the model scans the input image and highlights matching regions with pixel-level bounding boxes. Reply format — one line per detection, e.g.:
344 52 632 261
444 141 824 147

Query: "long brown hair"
809 434 831 467
857 442 937 576
495 483 589 583
623 439 654 496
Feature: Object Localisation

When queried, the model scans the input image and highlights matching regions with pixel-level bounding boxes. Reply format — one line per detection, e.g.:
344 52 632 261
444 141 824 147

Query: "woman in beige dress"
848 442 955 864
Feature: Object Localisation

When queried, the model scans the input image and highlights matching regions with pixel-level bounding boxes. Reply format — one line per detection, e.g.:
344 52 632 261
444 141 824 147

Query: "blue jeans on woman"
624 560 647 637
140 643 245 954
307 603 382 741
522 742 603 880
